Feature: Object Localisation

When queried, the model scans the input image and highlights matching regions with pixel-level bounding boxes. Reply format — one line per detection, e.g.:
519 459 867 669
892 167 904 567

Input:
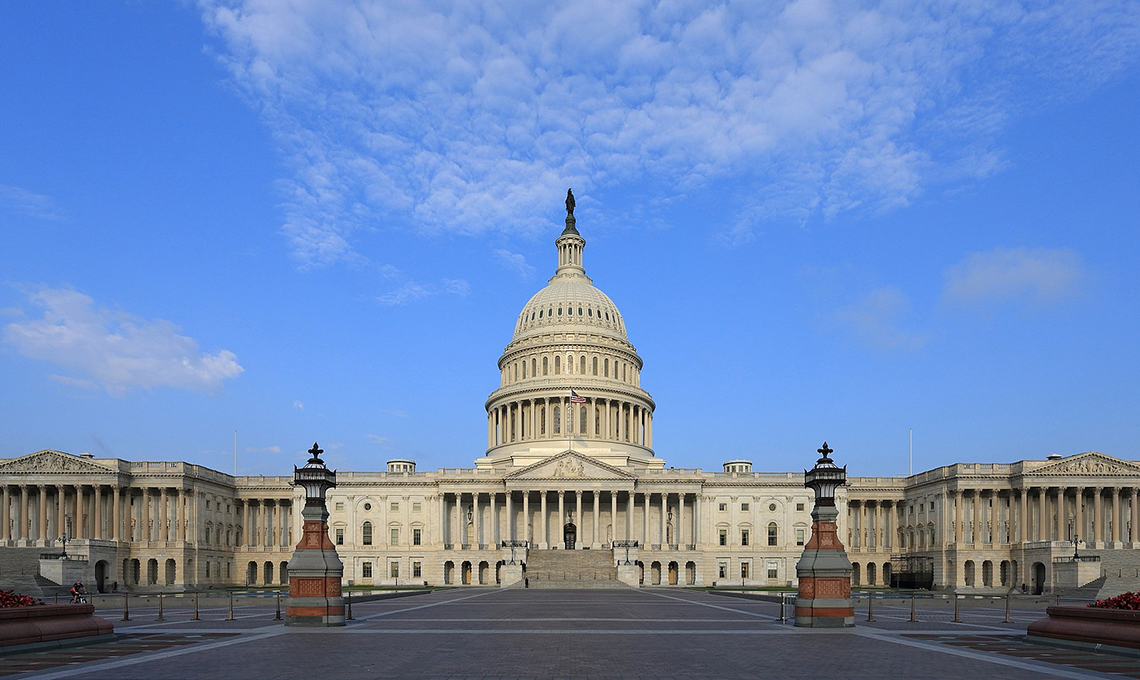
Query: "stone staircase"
526 549 625 588
1092 549 1140 600
0 547 70 600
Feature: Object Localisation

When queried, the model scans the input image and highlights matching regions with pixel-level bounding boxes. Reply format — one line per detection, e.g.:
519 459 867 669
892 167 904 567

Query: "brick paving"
1 588 1136 679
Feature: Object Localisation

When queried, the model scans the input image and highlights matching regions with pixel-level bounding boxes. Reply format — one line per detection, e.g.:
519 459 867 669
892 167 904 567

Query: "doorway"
564 523 577 550
1033 562 1046 595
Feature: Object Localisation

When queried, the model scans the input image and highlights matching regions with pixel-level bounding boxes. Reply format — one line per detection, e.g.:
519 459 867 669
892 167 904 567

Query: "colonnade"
441 490 697 550
238 498 293 549
846 500 896 551
488 397 652 448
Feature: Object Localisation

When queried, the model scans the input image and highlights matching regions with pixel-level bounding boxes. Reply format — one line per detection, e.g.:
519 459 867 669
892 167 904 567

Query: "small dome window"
568 307 573 315
578 307 583 315
531 312 535 321
587 308 592 317
605 312 610 321
539 310 543 318
557 307 562 316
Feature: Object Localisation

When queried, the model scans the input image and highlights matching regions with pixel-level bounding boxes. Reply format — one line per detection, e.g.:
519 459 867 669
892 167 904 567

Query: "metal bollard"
54 593 58 604
867 593 875 622
157 592 165 621
779 594 786 622
193 592 199 621
346 591 354 621
952 595 961 623
122 593 131 621
1003 593 1012 624
227 592 235 621
275 591 282 621
909 594 917 622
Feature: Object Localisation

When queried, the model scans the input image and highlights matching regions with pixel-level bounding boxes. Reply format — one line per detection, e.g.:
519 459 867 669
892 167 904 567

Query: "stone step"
525 549 624 589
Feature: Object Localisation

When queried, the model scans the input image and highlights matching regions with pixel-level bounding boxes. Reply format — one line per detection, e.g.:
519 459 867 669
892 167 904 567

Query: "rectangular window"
718 563 727 579
390 502 399 512
741 563 749 579
413 561 422 578
768 524 778 546
362 562 372 578
796 502 805 511
741 530 749 546
205 562 210 577
718 529 727 546
741 502 750 511
335 528 344 545
362 523 373 545
335 502 344 512
718 503 727 512
205 500 211 510
767 561 778 580
413 502 422 512
413 528 422 546
390 562 399 578
796 528 805 546
391 528 399 545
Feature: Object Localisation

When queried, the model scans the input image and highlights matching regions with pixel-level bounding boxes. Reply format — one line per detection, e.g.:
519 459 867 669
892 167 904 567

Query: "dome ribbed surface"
513 277 626 341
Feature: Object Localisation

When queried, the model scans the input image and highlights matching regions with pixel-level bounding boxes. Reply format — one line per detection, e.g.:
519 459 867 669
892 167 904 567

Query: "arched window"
362 521 373 546
579 407 587 434
580 356 586 374
522 362 527 379
555 356 561 374
531 358 536 376
553 407 561 434
592 357 598 375
543 357 549 375
767 522 778 546
540 406 546 435
604 358 609 377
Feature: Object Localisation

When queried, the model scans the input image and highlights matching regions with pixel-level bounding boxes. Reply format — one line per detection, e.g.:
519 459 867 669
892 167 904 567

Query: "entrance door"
1033 562 1046 595
95 561 108 593
564 523 577 550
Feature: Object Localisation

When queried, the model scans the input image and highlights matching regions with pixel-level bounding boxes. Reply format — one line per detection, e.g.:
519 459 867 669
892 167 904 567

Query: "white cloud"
245 445 282 454
376 278 469 306
47 374 98 391
943 247 1085 306
292 399 304 410
493 248 536 278
198 0 1140 257
366 434 391 447
0 184 63 221
3 287 244 396
836 286 929 351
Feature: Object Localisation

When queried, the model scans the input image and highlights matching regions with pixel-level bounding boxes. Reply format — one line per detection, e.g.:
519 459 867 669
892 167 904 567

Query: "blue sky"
2 1 1138 477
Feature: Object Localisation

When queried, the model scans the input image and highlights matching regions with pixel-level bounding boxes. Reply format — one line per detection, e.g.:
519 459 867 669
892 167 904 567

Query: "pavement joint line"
853 628 1117 680
635 589 778 620
334 629 799 634
355 586 507 621
7 628 289 680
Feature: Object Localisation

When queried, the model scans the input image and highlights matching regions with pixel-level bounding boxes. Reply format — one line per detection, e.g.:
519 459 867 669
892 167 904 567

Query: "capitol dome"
477 192 661 471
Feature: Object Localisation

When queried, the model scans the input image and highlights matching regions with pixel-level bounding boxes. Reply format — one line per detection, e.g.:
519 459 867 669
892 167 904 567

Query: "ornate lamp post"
57 517 72 561
285 443 345 627
794 442 855 628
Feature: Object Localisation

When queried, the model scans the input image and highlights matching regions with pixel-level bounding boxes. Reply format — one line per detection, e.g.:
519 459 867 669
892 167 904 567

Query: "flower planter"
0 604 113 648
1028 605 1140 652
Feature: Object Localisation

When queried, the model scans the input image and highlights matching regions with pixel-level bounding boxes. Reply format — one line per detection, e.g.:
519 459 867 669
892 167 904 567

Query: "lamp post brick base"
286 443 345 627
795 442 855 628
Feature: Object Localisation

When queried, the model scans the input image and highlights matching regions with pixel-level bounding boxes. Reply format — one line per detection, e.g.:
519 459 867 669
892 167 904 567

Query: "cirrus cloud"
943 246 1085 306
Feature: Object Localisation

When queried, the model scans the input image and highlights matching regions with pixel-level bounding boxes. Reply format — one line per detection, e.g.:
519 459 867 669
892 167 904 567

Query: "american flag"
570 389 586 403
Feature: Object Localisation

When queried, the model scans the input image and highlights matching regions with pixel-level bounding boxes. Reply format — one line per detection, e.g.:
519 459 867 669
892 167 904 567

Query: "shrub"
1089 592 1140 610
0 590 43 608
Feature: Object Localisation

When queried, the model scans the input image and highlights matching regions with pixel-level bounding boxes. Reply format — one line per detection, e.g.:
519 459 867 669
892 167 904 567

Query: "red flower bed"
0 590 42 608
1089 592 1140 610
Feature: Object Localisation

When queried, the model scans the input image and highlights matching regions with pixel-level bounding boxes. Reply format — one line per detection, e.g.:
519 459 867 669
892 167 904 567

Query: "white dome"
513 278 627 341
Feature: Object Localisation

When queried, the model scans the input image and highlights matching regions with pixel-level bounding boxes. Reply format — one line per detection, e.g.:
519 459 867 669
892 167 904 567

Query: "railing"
651 544 661 550
40 553 88 562
460 543 471 550
685 544 696 550
1052 555 1101 563
444 543 454 550
501 540 529 548
612 540 639 548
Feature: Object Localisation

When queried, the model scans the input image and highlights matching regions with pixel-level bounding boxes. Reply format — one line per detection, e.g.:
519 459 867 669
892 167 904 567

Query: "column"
92 485 102 540
0 486 7 542
592 491 600 548
678 493 686 548
55 485 66 540
953 491 962 544
1057 487 1067 542
1094 488 1103 544
1018 489 1028 543
557 491 565 546
490 492 498 545
112 487 121 541
37 485 47 542
505 491 514 541
610 491 618 542
1112 487 1122 543
575 490 583 549
989 491 999 545
1075 487 1084 542
1037 487 1047 542
541 491 549 548
473 492 481 547
523 491 530 544
1132 489 1140 544
642 492 649 545
158 488 168 543
19 486 28 540
660 492 667 546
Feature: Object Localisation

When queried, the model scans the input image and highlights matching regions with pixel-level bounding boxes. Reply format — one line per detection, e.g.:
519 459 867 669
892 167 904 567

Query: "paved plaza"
2 589 1139 679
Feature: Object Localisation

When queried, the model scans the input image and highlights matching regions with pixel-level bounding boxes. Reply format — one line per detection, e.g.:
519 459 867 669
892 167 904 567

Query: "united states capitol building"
2 200 1138 595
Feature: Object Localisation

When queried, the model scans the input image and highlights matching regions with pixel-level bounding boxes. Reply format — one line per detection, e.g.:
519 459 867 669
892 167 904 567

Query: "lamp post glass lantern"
804 442 846 507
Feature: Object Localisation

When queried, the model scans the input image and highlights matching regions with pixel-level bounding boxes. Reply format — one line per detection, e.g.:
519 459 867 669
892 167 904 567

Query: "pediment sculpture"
0 450 110 474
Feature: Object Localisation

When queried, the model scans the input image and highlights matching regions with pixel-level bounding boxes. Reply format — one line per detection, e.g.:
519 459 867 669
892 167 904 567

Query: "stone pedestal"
795 502 854 628
617 563 641 587
500 562 524 587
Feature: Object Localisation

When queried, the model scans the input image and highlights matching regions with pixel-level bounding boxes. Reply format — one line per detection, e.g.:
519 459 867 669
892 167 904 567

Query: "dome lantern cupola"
555 188 585 276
